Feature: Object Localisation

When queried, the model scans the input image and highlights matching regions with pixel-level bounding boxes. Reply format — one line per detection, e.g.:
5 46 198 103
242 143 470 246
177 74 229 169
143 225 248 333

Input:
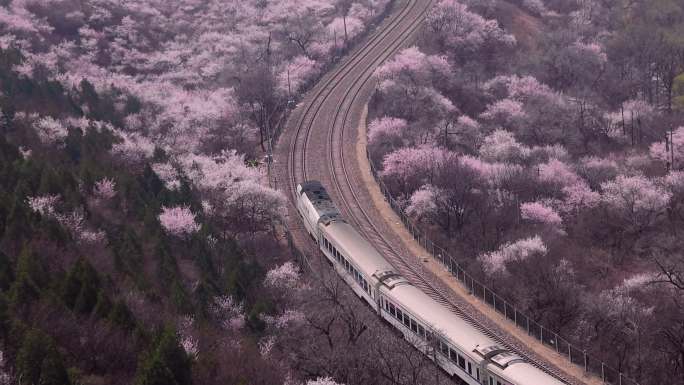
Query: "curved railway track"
278 1 587 384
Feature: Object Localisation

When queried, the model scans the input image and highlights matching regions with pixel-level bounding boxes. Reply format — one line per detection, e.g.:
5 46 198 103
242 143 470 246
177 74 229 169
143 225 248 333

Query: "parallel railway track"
279 1 585 384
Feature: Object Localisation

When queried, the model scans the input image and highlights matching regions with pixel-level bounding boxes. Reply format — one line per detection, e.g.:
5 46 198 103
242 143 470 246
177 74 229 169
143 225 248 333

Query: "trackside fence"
366 149 639 385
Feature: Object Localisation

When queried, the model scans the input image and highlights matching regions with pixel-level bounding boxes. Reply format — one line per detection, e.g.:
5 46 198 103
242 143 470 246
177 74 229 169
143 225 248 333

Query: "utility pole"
343 14 348 47
666 132 671 172
287 67 292 102
671 127 675 170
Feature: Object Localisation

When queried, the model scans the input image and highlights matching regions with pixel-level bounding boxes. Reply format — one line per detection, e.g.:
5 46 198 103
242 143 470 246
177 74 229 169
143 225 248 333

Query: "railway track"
277 1 588 384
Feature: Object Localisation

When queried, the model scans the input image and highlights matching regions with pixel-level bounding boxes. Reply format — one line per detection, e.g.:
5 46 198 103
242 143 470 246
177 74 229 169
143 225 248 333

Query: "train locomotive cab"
296 181 341 241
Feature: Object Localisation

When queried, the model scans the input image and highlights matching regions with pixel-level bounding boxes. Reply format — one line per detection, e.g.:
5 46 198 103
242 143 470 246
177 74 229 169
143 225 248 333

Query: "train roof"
321 220 400 279
389 284 495 355
498 362 567 385
298 181 341 221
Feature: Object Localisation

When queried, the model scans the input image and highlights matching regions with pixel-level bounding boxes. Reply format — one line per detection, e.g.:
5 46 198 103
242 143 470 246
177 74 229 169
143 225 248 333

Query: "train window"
467 362 472 375
489 378 493 385
497 381 502 385
458 355 465 369
476 368 479 380
449 349 456 361
389 303 396 316
403 315 410 328
418 325 425 338
440 342 449 356
396 309 403 321
410 319 418 333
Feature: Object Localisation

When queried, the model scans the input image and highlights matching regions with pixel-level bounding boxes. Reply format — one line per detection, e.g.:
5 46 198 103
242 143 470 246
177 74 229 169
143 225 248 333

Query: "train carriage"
296 181 566 385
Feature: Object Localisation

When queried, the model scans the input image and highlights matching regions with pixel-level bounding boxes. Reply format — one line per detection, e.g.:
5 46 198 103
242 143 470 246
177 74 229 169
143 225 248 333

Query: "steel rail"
283 0 584 384
286 0 423 199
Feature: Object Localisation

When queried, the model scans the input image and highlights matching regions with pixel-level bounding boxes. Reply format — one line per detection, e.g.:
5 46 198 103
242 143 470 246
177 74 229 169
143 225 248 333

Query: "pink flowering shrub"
578 156 619 187
561 182 601 213
151 162 181 191
110 131 155 165
665 171 684 195
381 145 451 192
426 0 516 60
27 194 105 244
306 377 345 385
479 129 529 163
27 194 60 216
406 185 438 220
479 235 547 274
459 155 523 188
210 295 245 331
0 350 12 385
264 261 301 290
277 55 320 95
601 175 671 227
33 116 68 145
93 178 117 200
375 46 451 86
158 205 201 236
374 46 455 129
538 159 581 188
263 309 306 330
479 99 526 128
178 316 199 359
520 201 563 228
367 117 407 146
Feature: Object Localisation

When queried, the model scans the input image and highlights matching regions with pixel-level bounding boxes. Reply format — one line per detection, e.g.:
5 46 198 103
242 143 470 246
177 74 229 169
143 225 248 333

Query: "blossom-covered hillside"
0 1 455 385
368 0 684 383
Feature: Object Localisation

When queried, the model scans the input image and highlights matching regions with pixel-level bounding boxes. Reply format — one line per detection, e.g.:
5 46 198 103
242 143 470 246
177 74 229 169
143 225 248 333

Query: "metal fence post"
540 326 543 343
527 317 530 335
584 351 588 372
555 335 559 352
601 363 605 382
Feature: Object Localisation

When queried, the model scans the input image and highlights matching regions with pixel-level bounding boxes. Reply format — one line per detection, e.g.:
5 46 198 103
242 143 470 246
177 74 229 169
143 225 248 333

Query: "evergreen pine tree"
16 329 70 385
108 300 136 332
93 290 112 319
0 250 13 291
134 328 191 385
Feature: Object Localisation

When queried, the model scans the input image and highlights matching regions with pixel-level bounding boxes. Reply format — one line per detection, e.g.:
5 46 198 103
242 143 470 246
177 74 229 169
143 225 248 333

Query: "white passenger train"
296 181 566 385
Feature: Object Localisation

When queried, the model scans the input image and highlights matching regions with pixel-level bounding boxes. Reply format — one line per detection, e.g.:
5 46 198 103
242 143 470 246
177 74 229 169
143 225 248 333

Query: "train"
296 181 566 385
